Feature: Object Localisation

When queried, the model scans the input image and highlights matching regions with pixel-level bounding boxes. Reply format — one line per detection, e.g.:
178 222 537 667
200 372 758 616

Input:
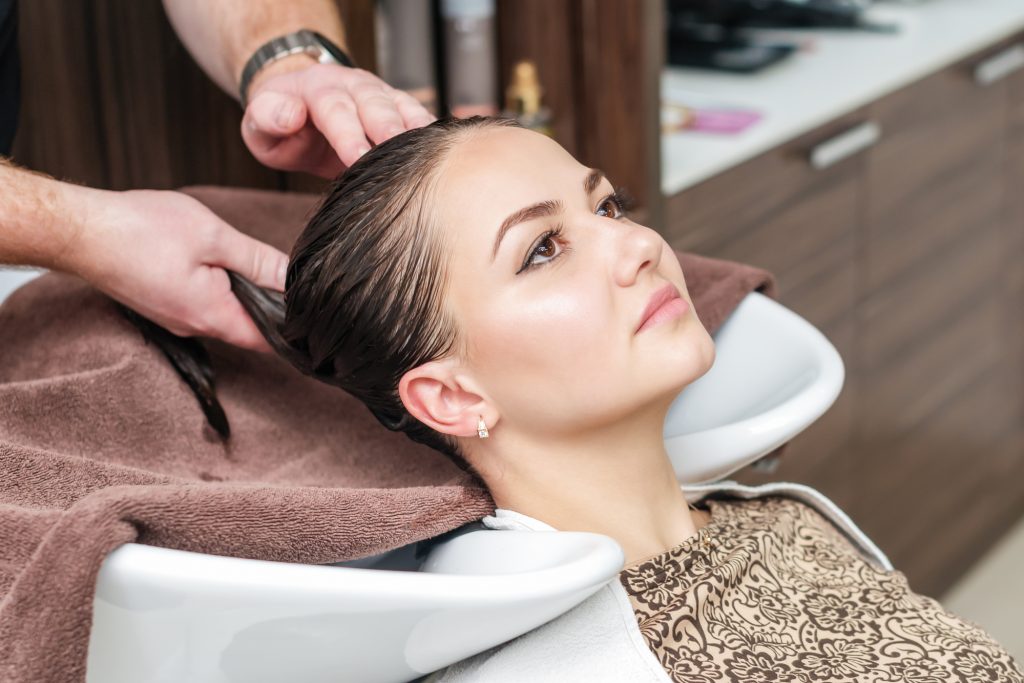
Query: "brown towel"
0 186 777 683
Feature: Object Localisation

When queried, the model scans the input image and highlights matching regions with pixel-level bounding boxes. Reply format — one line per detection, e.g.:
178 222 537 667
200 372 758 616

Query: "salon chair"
0 267 844 683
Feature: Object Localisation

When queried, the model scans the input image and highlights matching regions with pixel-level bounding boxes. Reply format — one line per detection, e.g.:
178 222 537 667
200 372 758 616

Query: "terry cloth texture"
0 186 776 682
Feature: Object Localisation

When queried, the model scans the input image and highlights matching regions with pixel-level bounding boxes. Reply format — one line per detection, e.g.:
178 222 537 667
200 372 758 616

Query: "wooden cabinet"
853 43 1023 595
663 35 1024 597
1007 43 1024 470
663 109 868 331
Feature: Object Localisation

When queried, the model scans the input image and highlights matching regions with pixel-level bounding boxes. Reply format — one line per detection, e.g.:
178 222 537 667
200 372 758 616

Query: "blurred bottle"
501 60 553 137
375 0 439 116
441 0 499 118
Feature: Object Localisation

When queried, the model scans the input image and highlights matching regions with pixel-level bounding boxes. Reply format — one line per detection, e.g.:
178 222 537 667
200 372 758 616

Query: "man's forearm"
162 0 348 98
0 158 95 271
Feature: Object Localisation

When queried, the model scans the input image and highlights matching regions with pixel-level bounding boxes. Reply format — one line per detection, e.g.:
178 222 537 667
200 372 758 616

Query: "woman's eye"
534 235 559 260
523 230 563 271
596 196 623 219
519 193 630 273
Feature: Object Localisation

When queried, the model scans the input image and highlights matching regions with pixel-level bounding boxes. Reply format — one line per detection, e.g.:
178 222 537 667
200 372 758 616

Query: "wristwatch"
238 29 357 107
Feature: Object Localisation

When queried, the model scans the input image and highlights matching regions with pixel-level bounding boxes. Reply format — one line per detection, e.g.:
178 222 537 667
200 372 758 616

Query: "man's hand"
241 60 437 177
70 189 288 353
161 0 433 175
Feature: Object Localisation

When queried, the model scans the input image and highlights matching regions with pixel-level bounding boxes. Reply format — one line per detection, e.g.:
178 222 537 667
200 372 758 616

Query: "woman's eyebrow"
490 168 606 262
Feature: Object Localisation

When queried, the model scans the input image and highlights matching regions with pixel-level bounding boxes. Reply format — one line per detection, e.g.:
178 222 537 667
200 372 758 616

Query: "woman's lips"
636 284 689 333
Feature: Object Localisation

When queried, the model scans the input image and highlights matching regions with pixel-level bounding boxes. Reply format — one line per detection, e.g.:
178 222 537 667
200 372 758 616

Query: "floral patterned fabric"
620 495 1024 683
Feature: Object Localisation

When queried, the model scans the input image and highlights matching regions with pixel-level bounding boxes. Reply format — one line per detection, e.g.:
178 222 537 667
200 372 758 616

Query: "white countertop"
661 0 1024 196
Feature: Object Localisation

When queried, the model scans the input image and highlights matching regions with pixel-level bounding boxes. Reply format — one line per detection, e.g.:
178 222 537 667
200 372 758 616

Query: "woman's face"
431 126 715 439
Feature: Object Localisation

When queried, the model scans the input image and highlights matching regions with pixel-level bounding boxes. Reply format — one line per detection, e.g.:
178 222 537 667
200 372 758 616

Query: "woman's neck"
482 408 707 567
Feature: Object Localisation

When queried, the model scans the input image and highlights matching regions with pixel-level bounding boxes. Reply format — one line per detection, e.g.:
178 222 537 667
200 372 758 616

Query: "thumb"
242 91 307 154
210 224 289 292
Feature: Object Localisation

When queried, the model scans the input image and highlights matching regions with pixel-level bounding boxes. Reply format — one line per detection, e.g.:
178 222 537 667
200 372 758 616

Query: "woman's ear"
398 360 491 438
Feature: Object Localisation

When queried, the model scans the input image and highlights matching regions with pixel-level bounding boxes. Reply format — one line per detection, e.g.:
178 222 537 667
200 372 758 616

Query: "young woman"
227 115 1022 682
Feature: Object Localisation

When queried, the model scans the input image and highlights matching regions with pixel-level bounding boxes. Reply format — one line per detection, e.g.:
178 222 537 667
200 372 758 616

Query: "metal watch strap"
238 29 356 107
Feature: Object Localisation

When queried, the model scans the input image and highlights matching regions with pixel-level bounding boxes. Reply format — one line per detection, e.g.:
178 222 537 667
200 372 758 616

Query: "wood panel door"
1000 33 1024 551
854 41 1024 598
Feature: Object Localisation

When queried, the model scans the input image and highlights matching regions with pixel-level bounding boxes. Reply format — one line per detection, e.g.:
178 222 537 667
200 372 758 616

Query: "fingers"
202 291 275 353
241 64 438 174
390 88 438 129
241 90 308 158
121 276 273 353
348 79 410 145
307 86 374 168
208 224 289 292
190 266 274 353
308 68 432 168
203 225 285 352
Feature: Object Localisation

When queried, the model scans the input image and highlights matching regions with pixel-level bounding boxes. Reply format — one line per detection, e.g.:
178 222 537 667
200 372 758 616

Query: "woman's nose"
612 222 664 288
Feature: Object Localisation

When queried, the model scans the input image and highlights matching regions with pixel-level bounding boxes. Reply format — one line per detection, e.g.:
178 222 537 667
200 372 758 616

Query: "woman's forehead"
437 127 585 232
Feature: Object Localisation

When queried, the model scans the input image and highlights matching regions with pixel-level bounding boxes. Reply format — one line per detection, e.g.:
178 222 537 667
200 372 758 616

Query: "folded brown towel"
0 186 776 682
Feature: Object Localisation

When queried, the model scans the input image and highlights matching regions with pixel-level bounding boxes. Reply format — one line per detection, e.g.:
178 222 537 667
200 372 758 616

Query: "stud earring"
477 415 489 439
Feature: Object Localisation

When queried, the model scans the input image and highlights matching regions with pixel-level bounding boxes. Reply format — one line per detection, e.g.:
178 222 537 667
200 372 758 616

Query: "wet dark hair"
124 115 522 466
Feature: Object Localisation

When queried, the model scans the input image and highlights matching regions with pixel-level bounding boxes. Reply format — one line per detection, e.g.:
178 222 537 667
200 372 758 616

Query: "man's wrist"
0 162 96 273
243 52 320 104
53 182 110 277
236 29 354 106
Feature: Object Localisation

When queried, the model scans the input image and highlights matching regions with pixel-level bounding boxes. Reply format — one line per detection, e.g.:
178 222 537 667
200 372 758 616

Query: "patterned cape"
621 495 1024 683
428 482 1022 682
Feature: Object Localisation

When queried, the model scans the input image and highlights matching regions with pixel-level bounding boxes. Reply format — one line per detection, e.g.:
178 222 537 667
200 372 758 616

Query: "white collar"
482 508 556 532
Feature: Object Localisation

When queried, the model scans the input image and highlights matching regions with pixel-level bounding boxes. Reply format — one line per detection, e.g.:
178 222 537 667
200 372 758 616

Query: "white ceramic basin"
665 291 845 484
86 529 624 683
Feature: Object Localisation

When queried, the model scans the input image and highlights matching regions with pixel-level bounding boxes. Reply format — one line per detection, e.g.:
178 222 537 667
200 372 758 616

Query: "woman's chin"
644 326 716 394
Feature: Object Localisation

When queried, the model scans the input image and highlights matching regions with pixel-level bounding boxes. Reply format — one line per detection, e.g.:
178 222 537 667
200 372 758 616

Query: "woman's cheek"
480 289 609 366
522 288 608 341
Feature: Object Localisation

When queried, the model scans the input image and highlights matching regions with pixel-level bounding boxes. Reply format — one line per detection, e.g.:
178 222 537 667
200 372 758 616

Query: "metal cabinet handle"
974 44 1024 86
809 121 882 170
